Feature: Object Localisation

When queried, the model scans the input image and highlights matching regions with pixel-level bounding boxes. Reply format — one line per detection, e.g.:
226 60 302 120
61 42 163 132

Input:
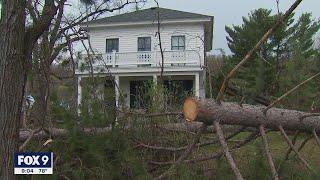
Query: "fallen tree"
19 127 112 141
183 98 320 133
19 122 253 141
181 97 319 179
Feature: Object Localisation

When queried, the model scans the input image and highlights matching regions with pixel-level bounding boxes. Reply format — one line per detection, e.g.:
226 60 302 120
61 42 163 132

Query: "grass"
192 131 320 179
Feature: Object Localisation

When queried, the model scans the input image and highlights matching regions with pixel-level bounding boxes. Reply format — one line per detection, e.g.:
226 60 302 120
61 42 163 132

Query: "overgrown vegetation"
13 5 320 180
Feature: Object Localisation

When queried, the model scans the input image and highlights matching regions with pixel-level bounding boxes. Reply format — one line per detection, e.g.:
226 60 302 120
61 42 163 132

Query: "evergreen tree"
225 9 293 98
288 13 320 59
225 9 319 101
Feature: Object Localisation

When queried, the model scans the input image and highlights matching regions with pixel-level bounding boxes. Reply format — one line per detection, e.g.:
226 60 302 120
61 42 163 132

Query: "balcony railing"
78 50 201 69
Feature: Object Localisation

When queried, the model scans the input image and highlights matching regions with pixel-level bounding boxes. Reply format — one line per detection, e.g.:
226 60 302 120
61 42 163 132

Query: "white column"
195 73 200 98
114 75 120 108
112 50 116 67
77 76 82 115
153 75 157 85
200 72 206 98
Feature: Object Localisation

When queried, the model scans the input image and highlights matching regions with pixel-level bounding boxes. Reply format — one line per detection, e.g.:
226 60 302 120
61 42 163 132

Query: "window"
171 36 185 50
138 37 151 51
106 38 119 53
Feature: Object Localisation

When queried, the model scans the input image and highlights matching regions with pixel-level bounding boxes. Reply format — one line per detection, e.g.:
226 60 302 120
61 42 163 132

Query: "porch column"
195 73 200 97
114 75 120 108
77 76 82 115
153 75 157 85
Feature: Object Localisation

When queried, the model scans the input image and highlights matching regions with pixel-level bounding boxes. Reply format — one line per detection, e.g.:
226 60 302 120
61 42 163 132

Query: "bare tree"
154 0 165 84
26 0 145 126
0 0 144 178
0 0 58 178
0 1 26 178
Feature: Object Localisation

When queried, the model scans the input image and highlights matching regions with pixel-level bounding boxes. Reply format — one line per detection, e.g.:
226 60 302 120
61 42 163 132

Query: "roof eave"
80 17 213 29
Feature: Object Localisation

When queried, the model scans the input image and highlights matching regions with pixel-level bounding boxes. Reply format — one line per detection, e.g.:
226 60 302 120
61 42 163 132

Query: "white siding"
88 23 205 65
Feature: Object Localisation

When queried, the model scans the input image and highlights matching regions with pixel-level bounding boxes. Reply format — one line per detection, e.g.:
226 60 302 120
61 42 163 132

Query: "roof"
84 7 213 25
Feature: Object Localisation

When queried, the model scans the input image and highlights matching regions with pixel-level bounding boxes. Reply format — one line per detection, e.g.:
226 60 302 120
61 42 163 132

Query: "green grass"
199 132 320 179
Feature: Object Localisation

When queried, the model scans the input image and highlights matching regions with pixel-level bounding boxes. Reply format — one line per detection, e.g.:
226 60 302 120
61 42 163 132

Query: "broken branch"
214 121 244 180
278 125 316 174
264 72 320 114
155 125 206 179
216 0 303 103
259 125 279 180
312 129 320 147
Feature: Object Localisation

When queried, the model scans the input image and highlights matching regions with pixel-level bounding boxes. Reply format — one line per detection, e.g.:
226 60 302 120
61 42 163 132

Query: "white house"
76 7 214 109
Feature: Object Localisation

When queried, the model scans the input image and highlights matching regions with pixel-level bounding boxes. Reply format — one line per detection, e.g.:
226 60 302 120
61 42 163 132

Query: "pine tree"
225 9 293 98
288 13 320 59
225 9 319 101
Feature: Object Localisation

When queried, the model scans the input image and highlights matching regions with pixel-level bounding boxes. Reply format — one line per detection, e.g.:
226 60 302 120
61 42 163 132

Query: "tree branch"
214 121 244 180
25 0 58 56
49 0 67 48
138 126 246 152
26 0 39 21
260 125 279 180
264 72 320 114
216 0 303 103
278 125 316 174
300 113 320 122
57 0 144 37
19 128 41 151
149 131 261 165
155 124 205 179
312 129 320 147
50 35 88 64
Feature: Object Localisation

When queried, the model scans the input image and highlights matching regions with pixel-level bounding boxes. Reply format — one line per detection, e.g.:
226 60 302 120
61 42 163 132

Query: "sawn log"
183 98 320 133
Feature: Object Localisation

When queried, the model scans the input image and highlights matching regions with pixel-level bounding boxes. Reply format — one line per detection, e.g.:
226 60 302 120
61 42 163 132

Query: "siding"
88 22 205 64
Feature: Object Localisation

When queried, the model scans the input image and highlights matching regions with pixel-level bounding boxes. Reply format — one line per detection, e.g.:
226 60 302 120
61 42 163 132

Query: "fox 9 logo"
14 152 53 174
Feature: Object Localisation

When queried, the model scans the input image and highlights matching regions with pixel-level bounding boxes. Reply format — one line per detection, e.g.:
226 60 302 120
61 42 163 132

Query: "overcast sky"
1 1 319 54
141 0 320 54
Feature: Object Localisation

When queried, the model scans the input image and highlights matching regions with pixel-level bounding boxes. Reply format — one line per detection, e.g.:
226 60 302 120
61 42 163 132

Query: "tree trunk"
183 98 320 133
30 55 51 127
0 0 26 178
19 123 254 141
19 127 112 141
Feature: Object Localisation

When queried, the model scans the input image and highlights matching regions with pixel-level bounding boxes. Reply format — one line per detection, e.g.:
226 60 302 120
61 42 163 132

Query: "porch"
77 72 205 111
77 50 202 70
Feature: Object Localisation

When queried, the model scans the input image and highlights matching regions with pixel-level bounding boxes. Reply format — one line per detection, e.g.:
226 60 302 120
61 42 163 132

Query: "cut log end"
183 98 198 122
182 97 320 134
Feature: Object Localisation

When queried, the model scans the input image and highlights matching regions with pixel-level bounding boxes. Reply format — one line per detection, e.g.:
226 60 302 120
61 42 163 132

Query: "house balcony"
77 50 202 73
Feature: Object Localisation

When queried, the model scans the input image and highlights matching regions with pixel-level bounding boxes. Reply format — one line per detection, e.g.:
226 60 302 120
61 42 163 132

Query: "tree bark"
214 121 244 180
259 125 279 180
29 37 51 127
19 127 113 141
0 0 26 178
183 98 320 133
19 123 254 141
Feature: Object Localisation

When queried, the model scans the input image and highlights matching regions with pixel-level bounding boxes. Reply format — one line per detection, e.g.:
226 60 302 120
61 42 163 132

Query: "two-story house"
76 7 214 109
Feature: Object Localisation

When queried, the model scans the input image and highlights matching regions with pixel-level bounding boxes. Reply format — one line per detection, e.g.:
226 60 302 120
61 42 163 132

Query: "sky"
2 0 317 55
140 0 320 55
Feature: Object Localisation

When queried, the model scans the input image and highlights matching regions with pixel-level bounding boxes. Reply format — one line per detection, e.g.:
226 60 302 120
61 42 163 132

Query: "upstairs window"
138 37 151 51
106 38 119 53
171 36 185 50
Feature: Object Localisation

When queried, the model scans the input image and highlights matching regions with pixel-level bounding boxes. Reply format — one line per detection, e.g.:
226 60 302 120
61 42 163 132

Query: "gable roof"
84 7 213 25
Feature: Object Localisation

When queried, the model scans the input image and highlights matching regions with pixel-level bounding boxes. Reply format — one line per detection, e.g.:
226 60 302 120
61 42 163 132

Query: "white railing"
79 50 201 69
